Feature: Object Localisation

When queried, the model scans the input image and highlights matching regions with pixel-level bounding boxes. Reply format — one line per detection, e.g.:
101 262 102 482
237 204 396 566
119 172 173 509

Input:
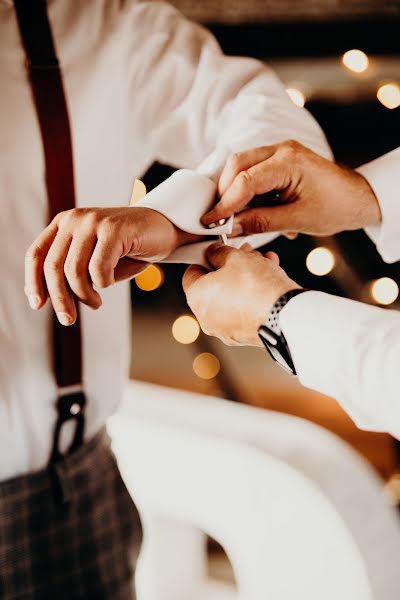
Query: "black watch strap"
267 289 308 336
258 288 308 375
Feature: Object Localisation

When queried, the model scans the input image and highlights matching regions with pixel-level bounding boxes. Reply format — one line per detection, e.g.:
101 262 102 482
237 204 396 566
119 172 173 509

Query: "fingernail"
28 294 40 309
57 312 73 326
207 218 227 229
231 223 243 237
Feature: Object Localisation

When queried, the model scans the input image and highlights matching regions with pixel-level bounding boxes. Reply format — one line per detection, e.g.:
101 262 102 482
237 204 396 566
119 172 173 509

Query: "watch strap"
267 288 308 336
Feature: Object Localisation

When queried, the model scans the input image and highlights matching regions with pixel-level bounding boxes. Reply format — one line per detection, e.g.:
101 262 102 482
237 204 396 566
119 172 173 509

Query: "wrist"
355 172 382 227
174 226 203 249
268 281 302 313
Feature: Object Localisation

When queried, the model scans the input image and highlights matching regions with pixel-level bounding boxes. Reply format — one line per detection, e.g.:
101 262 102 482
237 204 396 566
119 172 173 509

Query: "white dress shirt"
0 0 330 480
280 148 400 439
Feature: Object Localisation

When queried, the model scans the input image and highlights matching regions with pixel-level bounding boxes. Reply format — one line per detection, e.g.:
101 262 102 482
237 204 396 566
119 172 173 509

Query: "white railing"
108 380 400 600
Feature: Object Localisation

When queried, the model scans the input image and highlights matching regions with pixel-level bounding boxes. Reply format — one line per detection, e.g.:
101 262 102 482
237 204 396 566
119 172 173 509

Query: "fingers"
89 233 123 289
264 251 280 265
205 241 238 269
232 204 301 236
43 232 77 326
182 264 208 294
218 146 278 196
203 156 287 227
64 235 102 309
239 243 253 252
25 221 58 310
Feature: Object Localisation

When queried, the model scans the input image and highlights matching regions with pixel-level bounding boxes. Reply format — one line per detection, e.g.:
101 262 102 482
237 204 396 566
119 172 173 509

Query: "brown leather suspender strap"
14 0 86 463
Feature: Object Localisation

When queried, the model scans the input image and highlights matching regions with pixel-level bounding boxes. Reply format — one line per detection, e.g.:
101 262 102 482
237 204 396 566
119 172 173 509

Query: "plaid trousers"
0 429 143 599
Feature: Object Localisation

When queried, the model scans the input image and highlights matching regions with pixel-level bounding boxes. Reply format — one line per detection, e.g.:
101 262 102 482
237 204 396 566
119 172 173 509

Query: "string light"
377 83 400 110
135 265 164 292
342 49 369 73
370 277 399 305
306 247 335 276
193 352 220 379
172 315 200 344
286 87 306 108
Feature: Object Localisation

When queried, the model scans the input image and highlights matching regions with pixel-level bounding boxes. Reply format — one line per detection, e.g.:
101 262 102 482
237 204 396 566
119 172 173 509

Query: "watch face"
258 326 296 376
265 343 294 374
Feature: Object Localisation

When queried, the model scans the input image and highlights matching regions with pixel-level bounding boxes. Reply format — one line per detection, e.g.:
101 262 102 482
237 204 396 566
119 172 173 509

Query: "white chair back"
109 381 400 600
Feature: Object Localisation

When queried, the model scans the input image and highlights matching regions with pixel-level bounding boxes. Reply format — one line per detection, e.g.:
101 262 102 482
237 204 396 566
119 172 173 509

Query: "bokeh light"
306 247 335 276
193 352 221 379
370 277 399 305
377 83 400 110
172 315 200 344
135 265 164 291
342 49 369 73
286 87 306 108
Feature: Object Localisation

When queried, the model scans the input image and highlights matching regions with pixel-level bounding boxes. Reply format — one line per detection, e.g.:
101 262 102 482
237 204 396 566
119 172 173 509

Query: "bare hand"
183 242 300 347
25 207 186 325
202 140 381 237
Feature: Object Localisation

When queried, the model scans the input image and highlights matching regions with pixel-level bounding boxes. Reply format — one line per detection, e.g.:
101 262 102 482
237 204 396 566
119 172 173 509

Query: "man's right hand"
24 206 191 326
202 140 381 238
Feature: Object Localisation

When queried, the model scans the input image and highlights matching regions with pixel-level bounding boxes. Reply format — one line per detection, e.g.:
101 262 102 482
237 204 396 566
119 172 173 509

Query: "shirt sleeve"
125 1 332 264
358 147 400 264
279 291 400 439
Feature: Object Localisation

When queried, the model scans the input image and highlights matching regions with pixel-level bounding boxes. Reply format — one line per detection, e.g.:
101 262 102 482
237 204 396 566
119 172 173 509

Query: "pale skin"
202 139 381 238
184 140 382 347
183 243 300 348
25 140 382 344
24 206 195 325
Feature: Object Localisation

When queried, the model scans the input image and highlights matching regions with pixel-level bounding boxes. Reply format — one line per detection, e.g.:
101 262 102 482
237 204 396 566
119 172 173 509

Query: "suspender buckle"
49 387 87 465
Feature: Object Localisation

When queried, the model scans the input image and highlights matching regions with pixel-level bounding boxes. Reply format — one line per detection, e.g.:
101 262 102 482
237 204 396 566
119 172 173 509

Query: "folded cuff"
136 169 233 236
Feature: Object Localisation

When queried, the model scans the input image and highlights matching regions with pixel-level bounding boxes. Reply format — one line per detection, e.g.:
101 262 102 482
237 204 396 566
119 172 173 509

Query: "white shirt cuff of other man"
137 139 399 438
280 147 400 438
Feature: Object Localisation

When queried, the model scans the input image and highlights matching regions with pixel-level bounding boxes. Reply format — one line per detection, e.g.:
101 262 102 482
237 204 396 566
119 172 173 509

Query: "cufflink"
207 218 227 229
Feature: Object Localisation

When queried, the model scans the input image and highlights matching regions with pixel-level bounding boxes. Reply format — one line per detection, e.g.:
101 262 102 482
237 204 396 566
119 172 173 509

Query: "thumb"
114 257 150 282
205 241 238 270
182 264 208 294
233 204 299 236
202 155 288 227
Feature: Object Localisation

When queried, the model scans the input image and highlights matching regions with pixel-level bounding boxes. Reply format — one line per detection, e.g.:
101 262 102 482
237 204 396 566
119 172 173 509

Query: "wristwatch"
258 289 308 375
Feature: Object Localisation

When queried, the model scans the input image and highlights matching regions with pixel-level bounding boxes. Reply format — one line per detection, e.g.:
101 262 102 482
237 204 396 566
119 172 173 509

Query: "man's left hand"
183 242 300 347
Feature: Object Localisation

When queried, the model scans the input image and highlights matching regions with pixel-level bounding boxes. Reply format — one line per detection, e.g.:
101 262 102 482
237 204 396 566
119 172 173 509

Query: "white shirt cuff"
279 291 381 431
136 168 279 266
136 169 233 236
358 148 400 264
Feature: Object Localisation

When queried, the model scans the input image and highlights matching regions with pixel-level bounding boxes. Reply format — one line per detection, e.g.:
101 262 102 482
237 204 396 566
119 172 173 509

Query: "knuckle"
64 259 85 279
280 139 301 160
98 215 116 234
228 152 243 173
235 170 254 196
25 243 42 263
44 256 63 273
51 294 67 307
83 210 102 229
247 213 272 234
90 261 111 288
59 208 78 224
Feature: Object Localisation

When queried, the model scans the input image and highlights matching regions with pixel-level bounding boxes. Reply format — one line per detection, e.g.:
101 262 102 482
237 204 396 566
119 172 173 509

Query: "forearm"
280 291 400 439
132 2 332 263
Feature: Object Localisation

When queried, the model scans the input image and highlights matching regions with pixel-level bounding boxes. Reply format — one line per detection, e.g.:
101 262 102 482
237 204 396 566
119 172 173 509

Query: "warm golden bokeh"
135 265 164 292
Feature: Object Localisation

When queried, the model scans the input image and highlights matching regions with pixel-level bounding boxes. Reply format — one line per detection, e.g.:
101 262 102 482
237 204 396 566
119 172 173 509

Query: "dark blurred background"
131 0 400 497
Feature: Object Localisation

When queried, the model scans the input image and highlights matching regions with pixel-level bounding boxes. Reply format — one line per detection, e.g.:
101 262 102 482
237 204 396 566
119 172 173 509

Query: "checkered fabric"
0 429 142 599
